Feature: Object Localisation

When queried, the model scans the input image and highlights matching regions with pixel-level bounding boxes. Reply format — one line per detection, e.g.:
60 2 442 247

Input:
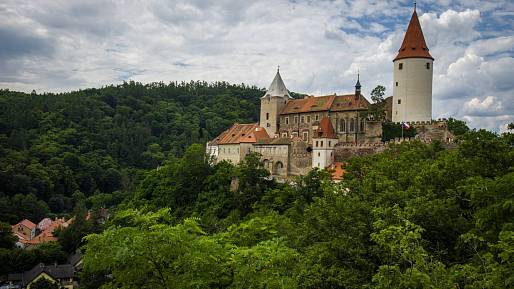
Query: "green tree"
366 85 387 121
447 117 470 136
0 221 16 248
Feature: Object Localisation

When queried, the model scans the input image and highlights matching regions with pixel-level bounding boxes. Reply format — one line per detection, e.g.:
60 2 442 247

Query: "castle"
207 6 452 178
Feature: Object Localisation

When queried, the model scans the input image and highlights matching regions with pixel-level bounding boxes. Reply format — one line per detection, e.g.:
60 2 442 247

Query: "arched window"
340 119 346 132
350 118 355 132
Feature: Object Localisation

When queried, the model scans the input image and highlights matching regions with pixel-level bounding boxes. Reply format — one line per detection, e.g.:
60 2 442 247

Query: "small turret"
355 73 361 100
259 67 292 137
312 117 338 169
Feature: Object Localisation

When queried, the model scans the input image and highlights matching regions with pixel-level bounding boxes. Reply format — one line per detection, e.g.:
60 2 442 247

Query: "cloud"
0 0 513 131
464 96 503 116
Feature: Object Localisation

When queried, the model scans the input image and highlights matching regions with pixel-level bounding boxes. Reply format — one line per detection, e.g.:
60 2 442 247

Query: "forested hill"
0 81 264 222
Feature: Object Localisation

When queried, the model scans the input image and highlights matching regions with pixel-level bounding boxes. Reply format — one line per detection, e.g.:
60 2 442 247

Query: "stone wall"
334 143 387 161
289 140 312 175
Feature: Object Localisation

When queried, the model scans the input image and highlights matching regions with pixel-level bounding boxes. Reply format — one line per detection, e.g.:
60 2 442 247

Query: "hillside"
0 81 263 222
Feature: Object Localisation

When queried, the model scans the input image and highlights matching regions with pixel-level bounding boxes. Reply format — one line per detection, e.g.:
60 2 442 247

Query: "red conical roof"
394 9 433 61
316 116 337 139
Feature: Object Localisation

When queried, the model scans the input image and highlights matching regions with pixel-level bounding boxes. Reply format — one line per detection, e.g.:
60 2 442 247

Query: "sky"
1 0 513 132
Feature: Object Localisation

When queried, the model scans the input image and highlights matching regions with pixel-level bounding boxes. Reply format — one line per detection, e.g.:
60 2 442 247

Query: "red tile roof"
215 123 270 145
19 219 36 230
329 162 346 181
315 116 337 139
330 94 370 111
280 94 336 114
280 94 369 115
394 9 433 61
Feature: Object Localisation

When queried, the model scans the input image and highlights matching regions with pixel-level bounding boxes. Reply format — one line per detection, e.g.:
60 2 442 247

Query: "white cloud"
0 0 513 131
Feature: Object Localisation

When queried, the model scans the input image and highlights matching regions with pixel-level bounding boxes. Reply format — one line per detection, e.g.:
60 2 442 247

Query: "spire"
355 72 361 98
262 68 291 99
393 6 434 61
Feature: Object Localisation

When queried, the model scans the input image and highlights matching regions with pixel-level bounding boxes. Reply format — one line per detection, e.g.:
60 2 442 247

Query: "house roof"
18 219 36 230
329 162 346 181
314 116 337 139
330 94 370 111
255 138 292 145
394 9 433 61
215 123 270 145
21 263 75 286
280 94 369 115
67 251 83 267
262 69 291 99
37 218 53 231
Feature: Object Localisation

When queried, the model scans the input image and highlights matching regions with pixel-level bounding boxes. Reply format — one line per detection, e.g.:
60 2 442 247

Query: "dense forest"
78 130 513 288
0 81 263 223
1 82 513 288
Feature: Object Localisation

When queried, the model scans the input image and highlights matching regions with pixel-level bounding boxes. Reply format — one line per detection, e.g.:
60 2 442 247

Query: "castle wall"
289 141 312 175
218 144 242 164
334 143 386 161
279 110 381 144
253 144 290 177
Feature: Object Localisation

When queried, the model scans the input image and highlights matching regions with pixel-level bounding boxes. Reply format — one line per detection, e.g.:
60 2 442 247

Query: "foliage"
381 121 416 141
0 222 16 249
366 85 387 121
447 117 470 136
0 81 263 219
80 130 513 288
0 242 67 276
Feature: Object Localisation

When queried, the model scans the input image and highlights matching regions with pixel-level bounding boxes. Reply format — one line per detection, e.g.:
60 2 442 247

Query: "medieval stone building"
207 5 449 178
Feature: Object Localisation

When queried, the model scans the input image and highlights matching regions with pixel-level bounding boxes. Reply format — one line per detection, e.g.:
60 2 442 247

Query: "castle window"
318 152 320 157
267 123 271 127
350 119 355 132
315 115 319 121
360 119 365 132
320 141 324 147
266 113 269 120
426 63 430 70
329 141 331 146
396 82 399 87
316 141 319 147
340 119 346 132
285 117 289 124
301 116 305 123
282 132 288 138
398 99 401 104
294 116 298 124
303 131 308 141
399 63 403 70
292 132 298 137
307 116 311 123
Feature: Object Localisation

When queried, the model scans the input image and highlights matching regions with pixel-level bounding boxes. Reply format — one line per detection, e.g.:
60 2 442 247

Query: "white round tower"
392 6 434 123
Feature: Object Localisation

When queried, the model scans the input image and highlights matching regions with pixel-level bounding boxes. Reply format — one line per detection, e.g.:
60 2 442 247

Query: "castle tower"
260 68 292 137
392 5 434 123
312 117 338 169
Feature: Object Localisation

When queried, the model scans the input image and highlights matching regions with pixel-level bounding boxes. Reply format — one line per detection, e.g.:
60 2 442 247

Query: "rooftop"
394 8 433 61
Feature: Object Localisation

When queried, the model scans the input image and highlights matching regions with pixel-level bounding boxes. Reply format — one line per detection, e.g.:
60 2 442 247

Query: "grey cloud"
30 1 125 37
0 27 53 58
